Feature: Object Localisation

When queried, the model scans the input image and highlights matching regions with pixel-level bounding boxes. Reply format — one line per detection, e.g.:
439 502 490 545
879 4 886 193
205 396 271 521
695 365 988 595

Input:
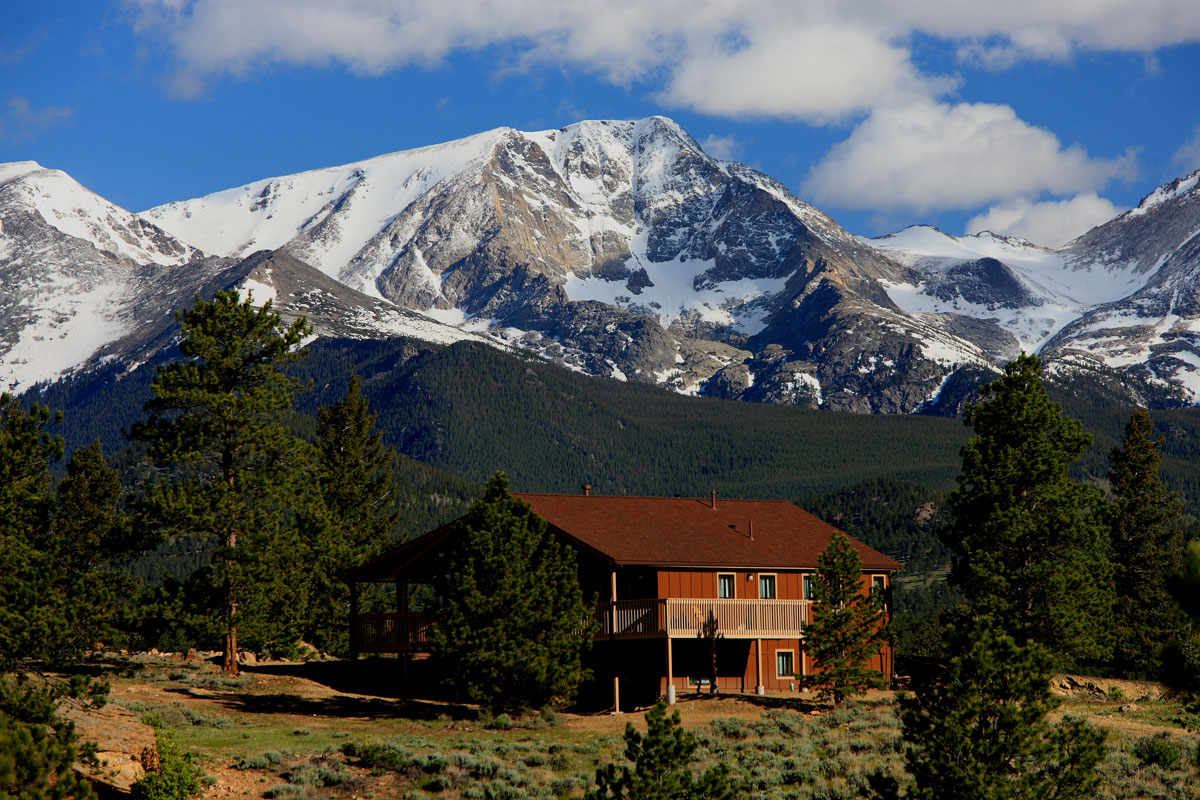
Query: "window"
803 574 815 600
776 650 795 678
718 573 735 599
872 575 886 593
758 573 776 599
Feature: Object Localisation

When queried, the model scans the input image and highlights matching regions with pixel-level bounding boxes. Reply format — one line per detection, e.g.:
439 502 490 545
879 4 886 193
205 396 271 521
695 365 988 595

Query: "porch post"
349 582 360 659
665 637 675 705
610 569 621 713
755 638 764 695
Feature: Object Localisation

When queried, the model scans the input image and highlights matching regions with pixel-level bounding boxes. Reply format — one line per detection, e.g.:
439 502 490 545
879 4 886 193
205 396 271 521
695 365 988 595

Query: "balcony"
350 598 811 654
599 598 811 640
351 612 429 653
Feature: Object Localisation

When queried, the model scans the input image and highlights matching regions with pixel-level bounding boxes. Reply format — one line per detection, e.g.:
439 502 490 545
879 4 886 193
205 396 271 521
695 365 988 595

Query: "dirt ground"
107 657 1194 799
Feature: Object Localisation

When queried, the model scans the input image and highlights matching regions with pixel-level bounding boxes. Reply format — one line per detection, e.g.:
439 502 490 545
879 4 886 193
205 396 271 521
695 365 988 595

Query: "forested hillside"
28 334 1200 517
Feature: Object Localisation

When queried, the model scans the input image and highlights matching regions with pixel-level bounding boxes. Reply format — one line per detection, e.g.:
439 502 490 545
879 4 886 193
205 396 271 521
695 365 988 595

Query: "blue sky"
3 0 1199 247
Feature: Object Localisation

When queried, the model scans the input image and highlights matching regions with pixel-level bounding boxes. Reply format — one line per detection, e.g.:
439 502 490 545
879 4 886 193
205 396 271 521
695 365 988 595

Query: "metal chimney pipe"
583 484 591 496
749 520 754 540
711 490 716 510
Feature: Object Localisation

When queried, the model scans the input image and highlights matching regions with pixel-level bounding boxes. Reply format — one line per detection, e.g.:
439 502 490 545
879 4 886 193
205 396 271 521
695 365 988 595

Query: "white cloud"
122 0 1200 107
965 193 1123 248
802 100 1136 213
1173 124 1200 174
119 0 1196 222
660 23 952 123
0 96 73 144
699 134 744 161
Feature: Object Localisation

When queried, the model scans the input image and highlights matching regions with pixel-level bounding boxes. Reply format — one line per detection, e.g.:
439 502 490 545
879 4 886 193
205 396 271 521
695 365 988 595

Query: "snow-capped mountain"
869 169 1200 406
0 163 486 393
5 119 1200 412
0 161 201 393
140 117 1003 411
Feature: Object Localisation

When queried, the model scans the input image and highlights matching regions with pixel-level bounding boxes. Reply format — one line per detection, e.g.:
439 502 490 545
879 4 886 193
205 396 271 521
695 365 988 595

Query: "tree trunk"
223 528 240 676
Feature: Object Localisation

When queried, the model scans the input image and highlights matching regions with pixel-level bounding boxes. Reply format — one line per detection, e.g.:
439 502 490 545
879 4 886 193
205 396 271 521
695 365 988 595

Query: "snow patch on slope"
142 129 504 283
0 281 132 392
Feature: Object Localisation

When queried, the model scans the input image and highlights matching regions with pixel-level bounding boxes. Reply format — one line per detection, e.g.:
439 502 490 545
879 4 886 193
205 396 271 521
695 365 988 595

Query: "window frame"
717 572 736 599
803 574 815 600
775 649 795 679
758 572 777 599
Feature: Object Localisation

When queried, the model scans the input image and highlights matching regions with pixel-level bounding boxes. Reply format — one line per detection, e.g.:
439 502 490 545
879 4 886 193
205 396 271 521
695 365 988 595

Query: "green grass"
112 660 1200 799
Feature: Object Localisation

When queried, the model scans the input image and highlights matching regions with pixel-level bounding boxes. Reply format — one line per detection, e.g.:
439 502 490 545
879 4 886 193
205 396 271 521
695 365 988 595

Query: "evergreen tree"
800 531 888 705
51 440 145 652
0 674 107 800
586 702 735 800
0 394 68 667
1169 541 1200 686
943 354 1112 665
428 472 594 714
898 616 1107 800
131 290 311 674
317 373 400 545
1108 409 1189 678
305 373 400 655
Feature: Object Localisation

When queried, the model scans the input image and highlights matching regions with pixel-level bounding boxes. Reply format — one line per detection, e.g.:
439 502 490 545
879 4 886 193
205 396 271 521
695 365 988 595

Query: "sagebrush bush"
1134 733 1181 768
132 730 204 800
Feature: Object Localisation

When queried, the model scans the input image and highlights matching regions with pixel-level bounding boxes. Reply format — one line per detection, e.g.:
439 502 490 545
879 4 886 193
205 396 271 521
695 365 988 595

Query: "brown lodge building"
341 491 901 711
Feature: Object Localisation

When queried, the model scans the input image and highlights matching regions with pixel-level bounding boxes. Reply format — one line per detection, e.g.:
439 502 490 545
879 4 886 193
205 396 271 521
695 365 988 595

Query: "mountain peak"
1125 168 1200 219
0 160 48 185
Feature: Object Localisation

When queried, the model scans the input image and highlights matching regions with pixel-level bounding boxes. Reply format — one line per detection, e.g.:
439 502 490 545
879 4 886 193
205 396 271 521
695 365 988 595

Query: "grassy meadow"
102 656 1200 800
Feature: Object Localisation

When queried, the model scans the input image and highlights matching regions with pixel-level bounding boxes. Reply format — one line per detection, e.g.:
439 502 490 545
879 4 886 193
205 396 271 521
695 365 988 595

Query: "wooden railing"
351 612 429 653
351 598 811 652
597 599 811 640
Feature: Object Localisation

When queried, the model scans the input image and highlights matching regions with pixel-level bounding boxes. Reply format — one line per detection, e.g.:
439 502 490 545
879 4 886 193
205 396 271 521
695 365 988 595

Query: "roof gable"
514 493 901 571
341 493 903 582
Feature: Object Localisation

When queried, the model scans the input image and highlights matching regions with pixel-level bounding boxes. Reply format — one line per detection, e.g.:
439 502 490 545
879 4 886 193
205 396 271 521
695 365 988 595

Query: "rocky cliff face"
140 117 1007 412
5 124 1200 412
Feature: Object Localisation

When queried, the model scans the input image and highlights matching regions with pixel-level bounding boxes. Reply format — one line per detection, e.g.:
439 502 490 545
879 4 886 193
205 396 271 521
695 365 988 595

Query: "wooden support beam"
666 637 674 696
755 638 764 695
611 569 620 713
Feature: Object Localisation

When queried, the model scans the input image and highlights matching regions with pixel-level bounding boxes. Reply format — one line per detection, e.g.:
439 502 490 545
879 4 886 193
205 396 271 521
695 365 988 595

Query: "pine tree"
1108 409 1189 678
943 354 1112 666
317 373 399 546
305 373 400 655
428 472 595 714
132 290 312 674
51 440 145 652
0 394 68 667
898 616 1107 800
586 702 735 800
1169 542 1200 686
800 531 888 706
0 674 107 800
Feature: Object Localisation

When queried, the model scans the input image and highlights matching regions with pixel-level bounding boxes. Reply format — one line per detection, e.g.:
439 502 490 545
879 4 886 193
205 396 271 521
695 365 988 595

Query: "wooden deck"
350 598 810 653
600 598 810 640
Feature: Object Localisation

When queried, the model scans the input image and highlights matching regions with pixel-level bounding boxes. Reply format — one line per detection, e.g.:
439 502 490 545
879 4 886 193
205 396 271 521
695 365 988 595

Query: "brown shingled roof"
514 493 902 571
340 493 902 582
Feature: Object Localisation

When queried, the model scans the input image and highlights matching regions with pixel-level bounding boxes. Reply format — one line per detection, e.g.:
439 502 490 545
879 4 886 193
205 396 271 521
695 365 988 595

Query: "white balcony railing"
351 597 812 653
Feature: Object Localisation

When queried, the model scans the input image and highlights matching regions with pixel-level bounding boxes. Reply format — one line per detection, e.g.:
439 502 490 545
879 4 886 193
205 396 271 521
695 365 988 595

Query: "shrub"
133 730 204 800
1133 733 1181 768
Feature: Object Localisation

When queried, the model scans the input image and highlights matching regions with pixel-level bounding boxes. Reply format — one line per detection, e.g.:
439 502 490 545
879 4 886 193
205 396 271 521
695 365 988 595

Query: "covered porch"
349 596 811 654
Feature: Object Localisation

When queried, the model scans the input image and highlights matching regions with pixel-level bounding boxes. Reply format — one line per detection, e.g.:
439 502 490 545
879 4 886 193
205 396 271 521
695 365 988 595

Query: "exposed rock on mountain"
4 121 1200 412
140 117 996 411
